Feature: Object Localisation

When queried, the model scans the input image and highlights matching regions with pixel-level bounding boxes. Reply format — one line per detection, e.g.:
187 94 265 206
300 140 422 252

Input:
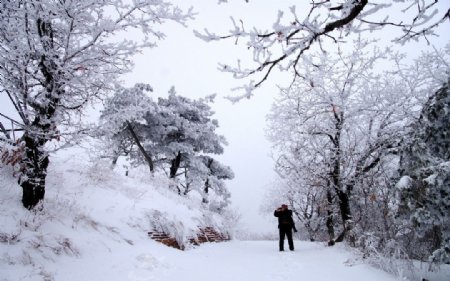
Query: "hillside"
0 147 234 280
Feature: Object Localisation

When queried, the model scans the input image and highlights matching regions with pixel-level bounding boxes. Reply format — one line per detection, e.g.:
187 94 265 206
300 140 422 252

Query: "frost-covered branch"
199 0 449 98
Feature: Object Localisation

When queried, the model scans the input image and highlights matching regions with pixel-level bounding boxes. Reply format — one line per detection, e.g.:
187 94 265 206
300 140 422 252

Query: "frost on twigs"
226 82 256 103
197 0 449 98
217 0 249 4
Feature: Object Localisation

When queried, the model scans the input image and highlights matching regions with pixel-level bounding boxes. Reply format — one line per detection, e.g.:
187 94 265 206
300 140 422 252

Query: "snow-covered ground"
140 240 399 281
1 147 449 281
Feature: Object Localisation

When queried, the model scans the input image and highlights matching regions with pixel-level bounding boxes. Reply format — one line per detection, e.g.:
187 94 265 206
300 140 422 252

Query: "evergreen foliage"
98 85 234 210
397 79 450 263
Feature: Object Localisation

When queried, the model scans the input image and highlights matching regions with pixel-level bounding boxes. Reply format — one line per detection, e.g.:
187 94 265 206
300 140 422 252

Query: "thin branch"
0 121 11 139
249 0 368 90
65 6 139 62
126 120 154 173
0 112 24 127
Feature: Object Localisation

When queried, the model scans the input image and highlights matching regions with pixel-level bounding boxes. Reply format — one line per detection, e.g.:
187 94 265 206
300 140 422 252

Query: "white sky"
1 1 448 235
122 0 302 234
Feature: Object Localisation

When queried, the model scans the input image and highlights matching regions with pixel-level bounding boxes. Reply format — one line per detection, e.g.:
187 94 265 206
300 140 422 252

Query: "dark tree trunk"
202 178 210 204
20 130 49 209
336 190 352 223
326 189 335 245
111 154 119 166
126 121 154 173
169 151 182 178
328 106 352 244
202 158 213 204
19 18 57 210
334 189 352 243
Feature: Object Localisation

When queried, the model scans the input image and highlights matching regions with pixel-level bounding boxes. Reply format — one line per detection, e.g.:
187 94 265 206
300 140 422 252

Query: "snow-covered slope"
1 147 449 281
0 147 232 281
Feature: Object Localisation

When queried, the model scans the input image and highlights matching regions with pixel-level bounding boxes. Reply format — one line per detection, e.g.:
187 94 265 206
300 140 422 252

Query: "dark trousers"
279 226 294 251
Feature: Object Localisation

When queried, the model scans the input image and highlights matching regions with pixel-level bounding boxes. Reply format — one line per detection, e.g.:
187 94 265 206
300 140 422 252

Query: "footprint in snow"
127 254 169 281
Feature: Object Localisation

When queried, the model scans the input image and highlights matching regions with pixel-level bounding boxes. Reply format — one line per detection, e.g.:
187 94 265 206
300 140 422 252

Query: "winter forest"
0 1 449 281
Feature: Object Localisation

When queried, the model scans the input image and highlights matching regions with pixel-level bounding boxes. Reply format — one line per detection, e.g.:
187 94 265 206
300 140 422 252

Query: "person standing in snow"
274 204 297 251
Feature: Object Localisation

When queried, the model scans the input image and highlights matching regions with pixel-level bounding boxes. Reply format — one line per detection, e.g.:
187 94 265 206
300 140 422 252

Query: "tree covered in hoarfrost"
99 86 233 209
199 0 449 99
148 89 227 181
97 83 156 173
267 40 449 246
268 39 405 244
143 90 233 208
0 0 193 209
183 155 234 211
396 80 450 264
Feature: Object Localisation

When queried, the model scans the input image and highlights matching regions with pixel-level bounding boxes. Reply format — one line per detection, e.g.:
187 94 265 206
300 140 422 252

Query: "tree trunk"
334 189 352 243
19 17 57 210
20 132 49 209
202 158 213 204
169 151 181 178
329 107 349 244
111 154 119 166
126 121 154 173
202 178 210 204
326 189 335 245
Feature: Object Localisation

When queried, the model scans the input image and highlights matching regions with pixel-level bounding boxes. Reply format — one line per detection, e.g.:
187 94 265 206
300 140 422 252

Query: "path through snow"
136 241 398 281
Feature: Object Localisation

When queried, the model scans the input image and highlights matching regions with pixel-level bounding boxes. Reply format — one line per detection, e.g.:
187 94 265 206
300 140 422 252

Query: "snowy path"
140 241 398 281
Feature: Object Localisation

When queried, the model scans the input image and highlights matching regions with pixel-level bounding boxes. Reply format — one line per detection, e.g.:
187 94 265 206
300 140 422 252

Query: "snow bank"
0 147 232 280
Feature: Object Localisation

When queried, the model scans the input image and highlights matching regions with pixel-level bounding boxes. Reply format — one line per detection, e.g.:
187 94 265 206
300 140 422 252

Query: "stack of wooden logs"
148 227 230 250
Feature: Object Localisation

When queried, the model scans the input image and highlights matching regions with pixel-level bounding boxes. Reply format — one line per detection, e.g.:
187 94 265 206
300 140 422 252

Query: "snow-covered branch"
198 0 449 98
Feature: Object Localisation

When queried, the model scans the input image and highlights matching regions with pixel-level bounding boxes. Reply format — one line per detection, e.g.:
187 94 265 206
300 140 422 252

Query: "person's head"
281 204 288 210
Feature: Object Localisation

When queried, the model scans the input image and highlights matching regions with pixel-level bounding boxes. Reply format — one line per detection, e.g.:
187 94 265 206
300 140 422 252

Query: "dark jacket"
274 209 297 231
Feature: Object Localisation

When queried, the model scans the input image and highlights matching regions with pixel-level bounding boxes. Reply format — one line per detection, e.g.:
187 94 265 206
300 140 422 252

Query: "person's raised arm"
274 207 282 217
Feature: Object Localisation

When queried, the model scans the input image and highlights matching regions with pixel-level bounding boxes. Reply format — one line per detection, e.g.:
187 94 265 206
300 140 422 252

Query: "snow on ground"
143 240 400 281
1 147 449 281
0 147 228 281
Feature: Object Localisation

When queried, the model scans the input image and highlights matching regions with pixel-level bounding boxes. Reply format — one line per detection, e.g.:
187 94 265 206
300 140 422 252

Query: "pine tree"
397 78 450 263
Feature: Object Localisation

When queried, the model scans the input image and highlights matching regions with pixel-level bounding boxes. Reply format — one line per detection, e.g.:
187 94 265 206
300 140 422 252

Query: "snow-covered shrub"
207 208 241 239
147 210 197 248
356 233 417 281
